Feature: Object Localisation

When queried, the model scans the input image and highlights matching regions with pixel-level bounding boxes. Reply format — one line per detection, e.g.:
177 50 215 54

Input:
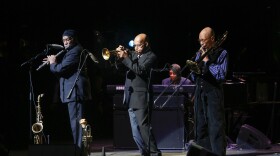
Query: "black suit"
49 43 92 148
122 48 160 155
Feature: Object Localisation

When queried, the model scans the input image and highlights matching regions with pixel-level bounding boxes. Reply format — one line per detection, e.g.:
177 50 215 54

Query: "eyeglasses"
198 36 213 43
198 38 210 43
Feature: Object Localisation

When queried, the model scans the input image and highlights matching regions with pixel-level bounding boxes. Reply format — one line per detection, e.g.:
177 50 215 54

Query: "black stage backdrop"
1 0 280 151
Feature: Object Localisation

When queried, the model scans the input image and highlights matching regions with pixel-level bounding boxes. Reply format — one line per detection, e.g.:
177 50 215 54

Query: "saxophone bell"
32 94 45 144
32 122 44 144
32 122 43 134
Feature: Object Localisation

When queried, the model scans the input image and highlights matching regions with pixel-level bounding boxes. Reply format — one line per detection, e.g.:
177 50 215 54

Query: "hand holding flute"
36 49 66 71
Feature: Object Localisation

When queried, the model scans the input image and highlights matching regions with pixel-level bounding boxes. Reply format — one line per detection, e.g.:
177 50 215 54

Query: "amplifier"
113 95 186 149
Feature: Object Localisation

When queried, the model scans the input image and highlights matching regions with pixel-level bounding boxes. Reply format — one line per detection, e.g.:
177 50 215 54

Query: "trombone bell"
186 60 201 74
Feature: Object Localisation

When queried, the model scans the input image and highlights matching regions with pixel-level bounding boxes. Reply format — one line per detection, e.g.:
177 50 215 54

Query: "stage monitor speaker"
187 142 218 156
113 110 137 149
113 95 185 150
29 144 81 156
236 124 271 149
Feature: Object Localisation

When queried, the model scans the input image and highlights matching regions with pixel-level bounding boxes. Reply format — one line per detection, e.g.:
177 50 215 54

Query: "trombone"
186 30 228 74
157 31 229 107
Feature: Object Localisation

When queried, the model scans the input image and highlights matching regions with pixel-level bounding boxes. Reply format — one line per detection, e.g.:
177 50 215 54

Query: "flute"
36 49 66 71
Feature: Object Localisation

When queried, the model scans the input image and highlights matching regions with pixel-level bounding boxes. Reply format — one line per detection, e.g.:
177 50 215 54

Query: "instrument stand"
21 55 41 143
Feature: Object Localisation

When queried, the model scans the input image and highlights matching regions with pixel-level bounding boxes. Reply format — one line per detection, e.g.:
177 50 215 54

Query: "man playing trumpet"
115 33 161 156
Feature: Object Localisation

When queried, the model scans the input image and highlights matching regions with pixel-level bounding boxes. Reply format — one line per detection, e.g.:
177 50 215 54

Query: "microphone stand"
21 52 44 143
147 66 163 155
67 53 89 99
152 63 172 106
147 68 153 156
146 65 171 154
266 82 278 140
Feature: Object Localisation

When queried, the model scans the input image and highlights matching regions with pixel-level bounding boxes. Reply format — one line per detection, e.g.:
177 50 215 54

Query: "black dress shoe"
141 152 149 156
150 151 162 156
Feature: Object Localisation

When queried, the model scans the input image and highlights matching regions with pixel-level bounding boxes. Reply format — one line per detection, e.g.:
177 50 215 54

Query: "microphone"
84 49 99 63
47 44 64 50
152 63 171 72
152 68 169 72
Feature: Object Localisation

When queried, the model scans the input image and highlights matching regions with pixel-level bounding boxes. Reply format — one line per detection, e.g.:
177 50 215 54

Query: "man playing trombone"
190 27 228 156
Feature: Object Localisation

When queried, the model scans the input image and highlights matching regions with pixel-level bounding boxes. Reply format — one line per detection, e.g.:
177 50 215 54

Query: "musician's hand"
203 55 209 62
116 45 124 51
47 55 56 64
42 57 48 64
116 45 128 59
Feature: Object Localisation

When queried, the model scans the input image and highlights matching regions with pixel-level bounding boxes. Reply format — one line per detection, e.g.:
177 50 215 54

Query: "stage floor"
8 139 280 156
89 139 280 156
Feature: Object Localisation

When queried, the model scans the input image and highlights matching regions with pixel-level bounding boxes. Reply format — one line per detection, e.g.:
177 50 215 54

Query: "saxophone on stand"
31 94 45 144
80 119 93 156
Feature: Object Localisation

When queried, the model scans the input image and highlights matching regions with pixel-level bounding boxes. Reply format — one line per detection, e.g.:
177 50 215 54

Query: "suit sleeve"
122 52 157 76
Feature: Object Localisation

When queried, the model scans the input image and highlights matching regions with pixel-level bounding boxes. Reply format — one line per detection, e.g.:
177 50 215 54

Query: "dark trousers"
68 101 83 148
128 108 160 155
194 87 227 156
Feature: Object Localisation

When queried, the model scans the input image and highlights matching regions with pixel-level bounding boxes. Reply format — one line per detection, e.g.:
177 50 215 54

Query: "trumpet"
80 119 92 156
101 48 119 60
102 47 130 60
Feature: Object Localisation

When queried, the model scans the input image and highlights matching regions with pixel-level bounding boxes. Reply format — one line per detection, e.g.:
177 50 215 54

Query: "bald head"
133 33 149 54
199 27 215 40
134 33 149 44
199 27 215 49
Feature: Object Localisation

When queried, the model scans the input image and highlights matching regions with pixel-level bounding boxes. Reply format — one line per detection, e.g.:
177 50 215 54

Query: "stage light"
128 40 134 48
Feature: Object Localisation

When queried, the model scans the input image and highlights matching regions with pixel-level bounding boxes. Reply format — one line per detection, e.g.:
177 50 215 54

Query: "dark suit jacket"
122 49 157 109
162 77 193 85
50 44 92 103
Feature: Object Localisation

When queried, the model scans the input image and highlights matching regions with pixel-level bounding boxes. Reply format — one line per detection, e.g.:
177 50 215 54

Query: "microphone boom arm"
67 54 89 99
